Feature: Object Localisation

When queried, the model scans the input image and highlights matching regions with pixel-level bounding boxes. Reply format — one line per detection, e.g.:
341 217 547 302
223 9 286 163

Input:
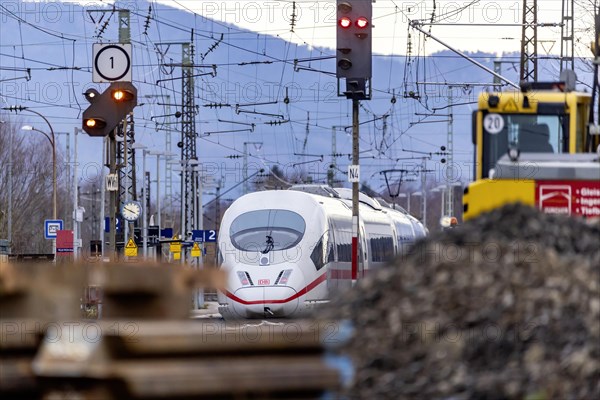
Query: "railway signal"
336 1 373 284
336 0 372 82
81 82 137 137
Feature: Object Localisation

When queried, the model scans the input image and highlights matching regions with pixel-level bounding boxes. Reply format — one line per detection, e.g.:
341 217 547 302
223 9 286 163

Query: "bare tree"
0 115 68 254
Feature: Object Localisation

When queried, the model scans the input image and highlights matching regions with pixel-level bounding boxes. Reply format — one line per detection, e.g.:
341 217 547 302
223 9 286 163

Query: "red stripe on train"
225 273 327 305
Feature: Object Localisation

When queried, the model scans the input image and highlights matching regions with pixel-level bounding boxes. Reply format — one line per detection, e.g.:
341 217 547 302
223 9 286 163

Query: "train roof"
287 185 420 226
231 186 423 225
222 186 427 237
288 185 384 211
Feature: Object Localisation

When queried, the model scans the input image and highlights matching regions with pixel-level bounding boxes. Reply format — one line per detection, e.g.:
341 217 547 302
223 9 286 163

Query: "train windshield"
229 210 306 253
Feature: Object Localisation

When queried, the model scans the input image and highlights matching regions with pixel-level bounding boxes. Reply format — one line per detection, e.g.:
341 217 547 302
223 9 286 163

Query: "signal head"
81 81 138 137
336 0 373 84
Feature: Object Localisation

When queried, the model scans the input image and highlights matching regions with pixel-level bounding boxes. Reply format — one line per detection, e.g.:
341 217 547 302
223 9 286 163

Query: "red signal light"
356 17 369 29
339 17 352 29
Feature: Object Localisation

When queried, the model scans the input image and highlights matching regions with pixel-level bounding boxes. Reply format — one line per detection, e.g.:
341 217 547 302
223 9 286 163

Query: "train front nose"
232 286 299 318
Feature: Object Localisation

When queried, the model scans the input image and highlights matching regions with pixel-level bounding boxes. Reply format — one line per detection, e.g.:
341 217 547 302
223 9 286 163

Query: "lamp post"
21 123 57 258
20 123 56 220
6 107 57 257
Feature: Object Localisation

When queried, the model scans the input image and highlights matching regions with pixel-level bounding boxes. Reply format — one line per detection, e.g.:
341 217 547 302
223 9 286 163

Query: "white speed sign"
93 43 132 83
483 113 504 135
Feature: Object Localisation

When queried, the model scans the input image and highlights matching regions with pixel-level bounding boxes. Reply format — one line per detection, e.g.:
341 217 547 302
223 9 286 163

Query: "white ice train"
217 185 427 319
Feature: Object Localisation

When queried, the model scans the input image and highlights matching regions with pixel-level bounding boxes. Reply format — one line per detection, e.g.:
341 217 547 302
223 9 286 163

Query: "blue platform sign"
160 228 173 238
192 230 218 243
44 219 63 239
104 217 122 233
204 230 217 242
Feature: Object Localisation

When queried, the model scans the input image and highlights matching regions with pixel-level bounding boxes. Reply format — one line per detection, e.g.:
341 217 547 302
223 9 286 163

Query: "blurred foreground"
321 204 600 399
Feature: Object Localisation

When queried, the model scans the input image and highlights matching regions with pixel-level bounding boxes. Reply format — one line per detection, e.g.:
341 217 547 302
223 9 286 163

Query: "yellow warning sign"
191 242 201 258
170 236 181 254
125 237 138 257
503 98 518 112
173 252 181 260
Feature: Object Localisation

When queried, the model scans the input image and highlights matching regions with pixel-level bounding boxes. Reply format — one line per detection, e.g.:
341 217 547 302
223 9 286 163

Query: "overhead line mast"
560 0 575 73
520 0 538 82
181 39 198 254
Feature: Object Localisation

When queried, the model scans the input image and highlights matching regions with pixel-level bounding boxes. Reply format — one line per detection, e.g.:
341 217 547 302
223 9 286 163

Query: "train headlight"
237 271 251 286
276 269 293 285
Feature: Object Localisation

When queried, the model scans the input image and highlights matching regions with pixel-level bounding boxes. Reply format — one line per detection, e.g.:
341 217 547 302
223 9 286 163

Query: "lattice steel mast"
115 10 137 249
520 0 538 82
560 0 575 73
181 41 198 241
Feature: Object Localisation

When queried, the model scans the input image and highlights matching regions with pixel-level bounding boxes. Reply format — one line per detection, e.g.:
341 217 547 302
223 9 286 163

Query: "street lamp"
3 106 57 258
21 125 56 220
21 123 57 259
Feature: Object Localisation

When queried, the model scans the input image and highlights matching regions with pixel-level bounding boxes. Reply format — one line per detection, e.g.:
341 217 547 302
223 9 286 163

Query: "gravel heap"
322 204 599 400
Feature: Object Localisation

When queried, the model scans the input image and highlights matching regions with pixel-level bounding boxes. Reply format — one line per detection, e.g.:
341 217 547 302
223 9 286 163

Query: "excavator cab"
464 81 596 220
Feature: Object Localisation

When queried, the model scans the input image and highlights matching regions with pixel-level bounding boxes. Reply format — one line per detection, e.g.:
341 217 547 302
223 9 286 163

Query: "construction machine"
463 78 600 220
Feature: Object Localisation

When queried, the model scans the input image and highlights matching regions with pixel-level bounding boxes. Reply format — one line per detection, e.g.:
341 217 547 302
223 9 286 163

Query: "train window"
335 230 352 262
310 232 331 271
328 240 335 263
329 217 353 262
395 221 414 242
369 234 394 262
230 210 306 252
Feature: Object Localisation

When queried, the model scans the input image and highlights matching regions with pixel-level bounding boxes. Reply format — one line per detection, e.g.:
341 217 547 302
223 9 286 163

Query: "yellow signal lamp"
112 89 134 102
84 118 106 129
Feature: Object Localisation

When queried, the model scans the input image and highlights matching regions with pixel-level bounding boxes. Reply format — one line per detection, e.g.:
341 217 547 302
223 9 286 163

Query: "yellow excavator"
463 78 600 220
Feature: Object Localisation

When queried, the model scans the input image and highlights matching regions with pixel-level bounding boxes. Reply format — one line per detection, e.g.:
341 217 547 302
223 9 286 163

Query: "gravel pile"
322 204 599 400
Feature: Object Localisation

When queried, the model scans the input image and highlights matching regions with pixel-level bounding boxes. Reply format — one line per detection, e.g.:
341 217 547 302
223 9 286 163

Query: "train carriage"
217 185 426 319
